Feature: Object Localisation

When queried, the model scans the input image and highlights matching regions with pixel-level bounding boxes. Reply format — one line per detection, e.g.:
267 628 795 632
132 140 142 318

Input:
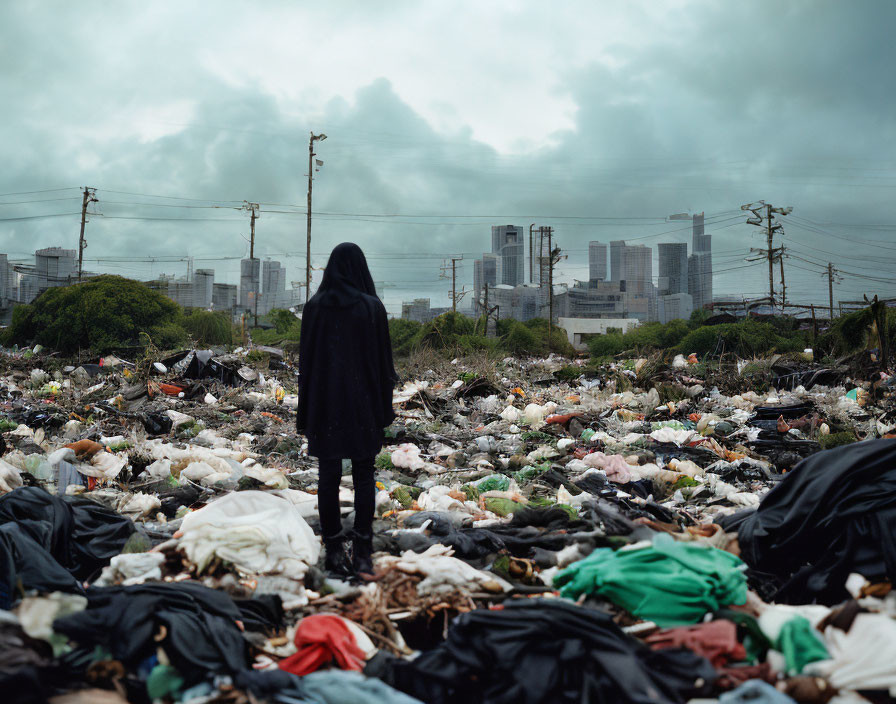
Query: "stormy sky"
1 0 895 314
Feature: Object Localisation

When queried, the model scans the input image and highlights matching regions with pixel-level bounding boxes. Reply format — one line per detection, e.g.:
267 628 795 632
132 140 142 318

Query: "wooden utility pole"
545 226 555 349
77 187 97 282
765 204 775 307
306 132 327 302
529 223 536 283
450 257 462 312
779 244 786 309
483 282 489 332
743 202 790 312
825 263 839 320
244 202 259 259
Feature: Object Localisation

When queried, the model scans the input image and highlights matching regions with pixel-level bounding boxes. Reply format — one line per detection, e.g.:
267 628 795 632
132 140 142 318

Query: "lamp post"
306 132 327 302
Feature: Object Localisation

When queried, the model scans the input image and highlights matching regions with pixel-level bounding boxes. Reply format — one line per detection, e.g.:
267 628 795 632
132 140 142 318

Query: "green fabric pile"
554 534 747 626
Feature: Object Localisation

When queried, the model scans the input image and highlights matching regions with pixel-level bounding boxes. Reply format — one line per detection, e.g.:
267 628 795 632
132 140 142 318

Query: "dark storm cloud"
1 0 894 311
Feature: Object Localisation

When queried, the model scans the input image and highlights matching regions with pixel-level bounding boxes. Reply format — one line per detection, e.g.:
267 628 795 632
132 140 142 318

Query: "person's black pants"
317 456 376 540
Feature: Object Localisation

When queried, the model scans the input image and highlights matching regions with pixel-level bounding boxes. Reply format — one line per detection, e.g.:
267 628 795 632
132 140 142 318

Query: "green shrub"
818 431 857 450
4 275 187 353
183 310 232 346
413 311 475 349
389 318 422 356
503 321 540 356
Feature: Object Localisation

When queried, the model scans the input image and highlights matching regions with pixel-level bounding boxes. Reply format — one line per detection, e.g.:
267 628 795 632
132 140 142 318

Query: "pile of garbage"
2 343 896 703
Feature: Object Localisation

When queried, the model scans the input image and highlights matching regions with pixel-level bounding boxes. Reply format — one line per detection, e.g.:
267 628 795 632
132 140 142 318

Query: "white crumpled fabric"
391 443 425 470
94 552 166 586
582 451 634 483
117 492 162 518
377 544 510 595
0 459 23 493
807 614 896 695
178 490 320 579
76 451 127 480
649 428 697 446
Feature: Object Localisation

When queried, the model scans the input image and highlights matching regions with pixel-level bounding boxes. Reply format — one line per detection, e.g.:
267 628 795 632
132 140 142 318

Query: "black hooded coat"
297 243 398 459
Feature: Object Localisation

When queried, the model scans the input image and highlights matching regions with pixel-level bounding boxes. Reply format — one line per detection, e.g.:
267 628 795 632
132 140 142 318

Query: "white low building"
557 317 640 351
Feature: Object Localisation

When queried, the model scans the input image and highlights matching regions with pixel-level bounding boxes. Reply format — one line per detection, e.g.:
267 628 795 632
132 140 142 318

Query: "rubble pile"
2 344 896 703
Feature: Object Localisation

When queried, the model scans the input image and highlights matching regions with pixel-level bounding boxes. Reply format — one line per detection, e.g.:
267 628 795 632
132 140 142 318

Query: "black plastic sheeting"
53 582 249 687
377 598 717 704
719 439 896 605
0 487 135 608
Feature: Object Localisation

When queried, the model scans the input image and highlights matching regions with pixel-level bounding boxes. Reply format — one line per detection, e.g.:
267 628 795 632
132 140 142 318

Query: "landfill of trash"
2 343 896 704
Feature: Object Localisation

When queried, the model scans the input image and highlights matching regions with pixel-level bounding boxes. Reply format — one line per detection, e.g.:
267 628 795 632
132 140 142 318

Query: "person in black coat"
297 243 398 576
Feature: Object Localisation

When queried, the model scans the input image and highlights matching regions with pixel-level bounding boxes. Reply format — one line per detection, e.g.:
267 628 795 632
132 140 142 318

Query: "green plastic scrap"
482 496 525 517
146 664 184 700
511 463 550 485
391 485 422 508
580 428 596 442
475 475 511 492
375 452 394 470
775 616 829 675
672 476 700 490
460 484 480 501
0 418 17 432
553 533 747 627
651 420 686 431
520 430 552 443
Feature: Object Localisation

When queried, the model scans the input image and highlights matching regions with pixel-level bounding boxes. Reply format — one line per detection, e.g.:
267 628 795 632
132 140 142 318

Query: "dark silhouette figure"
297 243 398 576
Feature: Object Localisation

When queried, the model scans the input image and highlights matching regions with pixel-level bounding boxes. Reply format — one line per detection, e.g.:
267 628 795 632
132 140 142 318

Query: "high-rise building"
212 283 237 311
621 244 652 295
473 253 499 310
239 258 260 311
688 251 713 311
194 269 214 308
35 247 76 288
692 212 710 253
609 240 625 282
658 292 694 323
657 243 688 295
588 241 607 282
491 225 524 287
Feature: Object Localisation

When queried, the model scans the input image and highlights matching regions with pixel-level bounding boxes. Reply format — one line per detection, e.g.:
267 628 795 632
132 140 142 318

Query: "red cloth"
645 620 746 669
278 614 365 676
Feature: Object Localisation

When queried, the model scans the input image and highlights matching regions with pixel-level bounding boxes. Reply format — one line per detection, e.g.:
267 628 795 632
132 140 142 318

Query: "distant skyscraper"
240 258 260 311
194 269 214 308
620 243 652 295
609 240 625 282
692 212 710 253
588 241 607 281
35 247 76 287
473 253 499 309
491 225 524 287
657 243 688 295
689 251 713 311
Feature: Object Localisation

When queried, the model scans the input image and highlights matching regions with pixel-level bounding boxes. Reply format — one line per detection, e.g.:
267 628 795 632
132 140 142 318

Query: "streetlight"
306 132 327 302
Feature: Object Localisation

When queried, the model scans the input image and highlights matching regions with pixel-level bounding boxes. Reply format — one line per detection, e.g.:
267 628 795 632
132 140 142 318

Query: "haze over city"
1 0 894 316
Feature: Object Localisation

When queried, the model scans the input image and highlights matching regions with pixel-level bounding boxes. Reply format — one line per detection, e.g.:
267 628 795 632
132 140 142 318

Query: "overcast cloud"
1 0 895 313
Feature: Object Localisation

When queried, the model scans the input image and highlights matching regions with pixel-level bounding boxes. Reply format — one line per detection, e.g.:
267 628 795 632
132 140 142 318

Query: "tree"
5 275 187 353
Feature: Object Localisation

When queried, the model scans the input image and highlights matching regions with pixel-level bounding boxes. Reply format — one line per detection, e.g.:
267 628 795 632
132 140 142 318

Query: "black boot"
323 536 354 578
351 529 374 576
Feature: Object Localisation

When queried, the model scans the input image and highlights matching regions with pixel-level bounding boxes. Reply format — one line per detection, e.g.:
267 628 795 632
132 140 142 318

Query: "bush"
183 310 232 346
269 308 300 335
389 318 422 357
503 321 540 356
413 311 475 349
4 275 186 353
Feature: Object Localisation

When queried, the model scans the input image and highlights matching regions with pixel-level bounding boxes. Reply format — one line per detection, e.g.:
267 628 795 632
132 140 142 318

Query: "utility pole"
77 187 98 282
544 226 555 349
824 263 841 321
743 201 791 312
529 223 536 283
483 282 489 332
244 202 259 259
779 244 786 309
306 131 327 302
451 257 462 312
